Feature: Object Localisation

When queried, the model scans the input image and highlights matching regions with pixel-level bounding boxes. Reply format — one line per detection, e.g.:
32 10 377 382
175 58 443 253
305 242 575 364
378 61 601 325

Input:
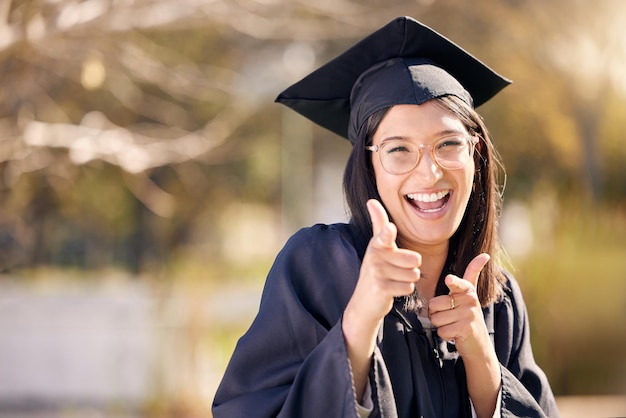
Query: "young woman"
213 16 559 418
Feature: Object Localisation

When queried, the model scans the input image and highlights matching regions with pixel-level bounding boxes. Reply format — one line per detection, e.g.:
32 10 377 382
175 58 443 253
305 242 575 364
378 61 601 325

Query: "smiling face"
371 102 476 252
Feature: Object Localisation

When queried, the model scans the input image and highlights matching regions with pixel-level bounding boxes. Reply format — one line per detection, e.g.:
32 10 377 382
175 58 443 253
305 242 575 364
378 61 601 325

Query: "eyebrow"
379 129 466 144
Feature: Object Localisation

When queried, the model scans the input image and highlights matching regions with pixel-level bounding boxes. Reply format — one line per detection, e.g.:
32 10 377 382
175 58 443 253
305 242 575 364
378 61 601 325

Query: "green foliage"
514 200 626 395
0 0 625 406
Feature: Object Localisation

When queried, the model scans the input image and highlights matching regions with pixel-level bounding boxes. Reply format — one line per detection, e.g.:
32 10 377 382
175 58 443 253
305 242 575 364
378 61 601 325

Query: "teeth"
407 190 450 202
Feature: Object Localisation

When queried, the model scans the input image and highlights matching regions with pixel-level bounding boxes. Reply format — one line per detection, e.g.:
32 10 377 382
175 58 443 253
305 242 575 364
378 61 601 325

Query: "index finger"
367 199 389 237
367 199 397 249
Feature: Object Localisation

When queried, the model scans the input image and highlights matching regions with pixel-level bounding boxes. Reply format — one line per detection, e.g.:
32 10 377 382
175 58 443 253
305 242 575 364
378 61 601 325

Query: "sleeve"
211 225 365 418
494 275 561 418
470 386 502 418
357 379 374 417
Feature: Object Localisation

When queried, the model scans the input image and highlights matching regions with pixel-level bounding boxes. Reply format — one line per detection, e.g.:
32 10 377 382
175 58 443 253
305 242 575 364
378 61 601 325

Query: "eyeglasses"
366 135 479 175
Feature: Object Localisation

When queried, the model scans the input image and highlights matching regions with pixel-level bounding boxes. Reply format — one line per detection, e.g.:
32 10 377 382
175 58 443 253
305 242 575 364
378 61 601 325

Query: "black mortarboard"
275 16 511 145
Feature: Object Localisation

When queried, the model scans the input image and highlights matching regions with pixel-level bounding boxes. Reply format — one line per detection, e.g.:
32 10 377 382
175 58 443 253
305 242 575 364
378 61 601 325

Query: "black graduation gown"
212 223 560 418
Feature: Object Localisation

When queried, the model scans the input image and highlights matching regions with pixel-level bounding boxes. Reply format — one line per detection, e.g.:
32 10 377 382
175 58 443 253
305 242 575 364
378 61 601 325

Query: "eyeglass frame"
366 134 480 175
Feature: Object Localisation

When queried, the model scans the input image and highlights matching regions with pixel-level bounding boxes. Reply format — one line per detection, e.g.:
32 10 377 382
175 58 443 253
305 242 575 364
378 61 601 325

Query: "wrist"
463 346 500 372
342 303 382 348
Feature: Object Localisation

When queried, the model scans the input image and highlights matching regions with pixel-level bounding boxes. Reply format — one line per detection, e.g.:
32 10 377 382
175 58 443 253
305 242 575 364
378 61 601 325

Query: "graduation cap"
275 16 511 145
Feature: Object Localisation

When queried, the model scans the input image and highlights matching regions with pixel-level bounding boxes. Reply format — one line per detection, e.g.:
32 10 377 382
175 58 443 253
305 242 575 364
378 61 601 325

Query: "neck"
398 238 449 301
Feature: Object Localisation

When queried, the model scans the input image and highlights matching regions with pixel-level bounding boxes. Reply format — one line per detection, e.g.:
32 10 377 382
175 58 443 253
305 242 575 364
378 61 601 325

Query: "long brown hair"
342 95 507 306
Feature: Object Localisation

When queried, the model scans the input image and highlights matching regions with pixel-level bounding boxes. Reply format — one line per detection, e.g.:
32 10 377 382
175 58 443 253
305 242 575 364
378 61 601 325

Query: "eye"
436 136 465 150
386 145 410 154
383 141 413 154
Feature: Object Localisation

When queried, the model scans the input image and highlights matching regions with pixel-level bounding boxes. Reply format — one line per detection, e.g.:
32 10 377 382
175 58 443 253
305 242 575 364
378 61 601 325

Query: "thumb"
463 253 491 289
367 199 396 248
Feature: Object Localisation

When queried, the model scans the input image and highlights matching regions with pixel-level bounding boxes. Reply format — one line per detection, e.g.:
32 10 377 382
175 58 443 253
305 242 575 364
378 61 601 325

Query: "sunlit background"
1 0 625 417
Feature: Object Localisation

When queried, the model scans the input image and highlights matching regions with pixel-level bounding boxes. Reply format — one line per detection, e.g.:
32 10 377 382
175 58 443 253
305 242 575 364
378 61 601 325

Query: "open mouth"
406 190 451 213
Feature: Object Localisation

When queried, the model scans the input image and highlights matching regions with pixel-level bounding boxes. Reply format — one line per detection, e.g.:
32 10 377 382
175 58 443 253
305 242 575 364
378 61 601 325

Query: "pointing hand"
348 199 422 324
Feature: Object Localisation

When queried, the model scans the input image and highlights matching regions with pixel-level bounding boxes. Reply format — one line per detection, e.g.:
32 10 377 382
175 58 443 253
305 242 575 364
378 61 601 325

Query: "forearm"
341 307 380 403
464 350 501 418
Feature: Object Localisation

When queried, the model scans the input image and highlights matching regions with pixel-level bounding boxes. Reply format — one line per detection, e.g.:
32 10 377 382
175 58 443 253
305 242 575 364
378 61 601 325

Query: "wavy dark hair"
343 95 507 306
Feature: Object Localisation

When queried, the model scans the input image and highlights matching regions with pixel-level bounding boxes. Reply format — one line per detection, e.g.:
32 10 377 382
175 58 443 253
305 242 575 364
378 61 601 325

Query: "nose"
412 150 443 184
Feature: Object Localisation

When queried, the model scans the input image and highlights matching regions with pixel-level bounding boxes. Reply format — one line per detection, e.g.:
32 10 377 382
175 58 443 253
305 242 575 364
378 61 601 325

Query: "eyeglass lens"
378 136 474 174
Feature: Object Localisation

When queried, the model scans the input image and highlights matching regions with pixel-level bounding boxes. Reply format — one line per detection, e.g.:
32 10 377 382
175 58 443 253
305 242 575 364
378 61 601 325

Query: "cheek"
374 169 392 199
466 162 476 185
373 162 404 206
372 156 388 192
460 165 476 201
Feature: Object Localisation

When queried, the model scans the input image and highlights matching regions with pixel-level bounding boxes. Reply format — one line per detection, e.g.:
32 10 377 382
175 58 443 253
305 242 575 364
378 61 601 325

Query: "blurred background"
0 0 625 417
